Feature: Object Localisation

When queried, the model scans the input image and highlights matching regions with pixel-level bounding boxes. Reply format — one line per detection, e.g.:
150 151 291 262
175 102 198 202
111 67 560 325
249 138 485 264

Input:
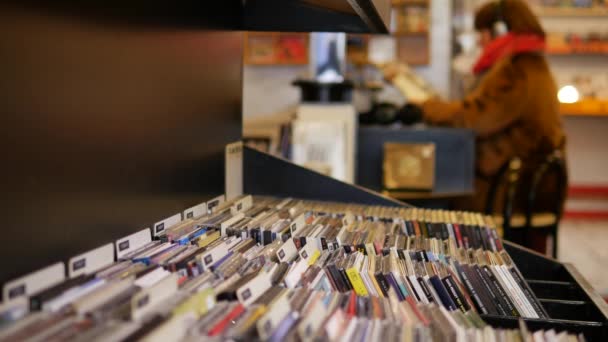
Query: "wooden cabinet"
347 0 431 66
244 32 309 65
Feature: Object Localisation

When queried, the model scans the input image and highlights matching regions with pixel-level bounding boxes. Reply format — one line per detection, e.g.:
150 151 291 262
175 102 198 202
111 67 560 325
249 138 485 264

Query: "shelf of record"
0 195 586 341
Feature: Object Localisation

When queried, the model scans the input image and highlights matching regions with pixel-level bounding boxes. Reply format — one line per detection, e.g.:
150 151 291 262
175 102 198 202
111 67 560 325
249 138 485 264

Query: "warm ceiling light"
558 85 580 104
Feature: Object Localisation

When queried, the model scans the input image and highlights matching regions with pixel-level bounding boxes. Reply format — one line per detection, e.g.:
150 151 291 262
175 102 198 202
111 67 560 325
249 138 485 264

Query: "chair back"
524 150 568 249
485 158 522 241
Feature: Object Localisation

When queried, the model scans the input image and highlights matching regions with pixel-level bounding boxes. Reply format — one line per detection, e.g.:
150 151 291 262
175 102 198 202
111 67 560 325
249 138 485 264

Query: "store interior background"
242 0 608 297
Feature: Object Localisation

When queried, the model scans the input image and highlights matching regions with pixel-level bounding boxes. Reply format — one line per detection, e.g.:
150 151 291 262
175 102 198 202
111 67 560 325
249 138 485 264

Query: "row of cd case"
0 195 581 341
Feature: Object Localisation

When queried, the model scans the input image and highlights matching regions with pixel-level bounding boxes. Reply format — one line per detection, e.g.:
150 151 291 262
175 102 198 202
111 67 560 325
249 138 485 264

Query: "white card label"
183 202 207 220
325 308 348 341
343 212 355 226
220 212 245 236
284 258 309 288
276 238 298 263
275 198 292 209
225 141 243 201
207 195 225 214
68 243 114 278
116 228 152 259
153 213 182 237
297 294 328 340
257 292 291 340
230 195 253 215
3 262 65 302
135 267 171 289
299 240 319 262
198 237 242 271
236 271 272 307
290 214 306 235
131 273 178 321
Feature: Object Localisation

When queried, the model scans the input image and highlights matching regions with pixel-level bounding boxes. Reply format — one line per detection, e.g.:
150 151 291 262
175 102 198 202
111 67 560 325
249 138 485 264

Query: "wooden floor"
558 219 608 297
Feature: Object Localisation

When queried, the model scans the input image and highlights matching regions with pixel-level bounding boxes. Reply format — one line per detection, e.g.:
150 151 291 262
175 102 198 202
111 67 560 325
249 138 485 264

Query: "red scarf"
473 33 546 75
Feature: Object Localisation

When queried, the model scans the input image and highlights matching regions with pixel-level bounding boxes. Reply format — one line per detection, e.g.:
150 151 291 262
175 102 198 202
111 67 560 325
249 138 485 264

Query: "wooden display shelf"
395 33 430 66
347 0 431 67
244 32 309 66
392 31 428 36
345 57 429 66
347 32 430 66
547 44 608 56
403 59 430 66
392 0 429 6
534 6 608 17
384 189 472 200
560 100 608 117
548 51 608 56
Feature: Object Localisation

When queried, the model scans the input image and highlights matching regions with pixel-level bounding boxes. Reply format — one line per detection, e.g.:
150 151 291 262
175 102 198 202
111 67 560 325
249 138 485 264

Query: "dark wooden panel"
0 5 242 285
243 0 389 33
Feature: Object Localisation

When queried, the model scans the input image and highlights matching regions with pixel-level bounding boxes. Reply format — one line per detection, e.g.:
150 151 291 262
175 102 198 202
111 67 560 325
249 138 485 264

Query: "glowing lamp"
558 85 580 104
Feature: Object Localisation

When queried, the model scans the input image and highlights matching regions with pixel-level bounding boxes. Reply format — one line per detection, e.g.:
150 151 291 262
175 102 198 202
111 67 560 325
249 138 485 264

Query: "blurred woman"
405 0 567 253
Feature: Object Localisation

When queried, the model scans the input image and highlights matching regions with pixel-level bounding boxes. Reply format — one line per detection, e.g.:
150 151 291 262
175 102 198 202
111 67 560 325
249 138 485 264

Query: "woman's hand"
379 62 434 104
380 62 400 82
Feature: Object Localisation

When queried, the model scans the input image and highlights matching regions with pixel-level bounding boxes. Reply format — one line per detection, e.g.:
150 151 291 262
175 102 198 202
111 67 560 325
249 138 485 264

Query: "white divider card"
197 237 242 271
141 311 195 342
343 212 355 226
73 277 133 315
225 141 243 201
370 321 382 342
153 213 182 237
335 225 348 247
256 291 291 340
297 293 328 340
325 308 348 341
220 212 245 236
131 273 178 321
342 318 359 341
308 224 326 251
290 213 307 235
134 267 171 289
276 238 298 263
183 201 207 220
394 219 406 234
0 297 28 322
284 258 309 288
69 244 114 278
206 195 225 214
299 241 320 265
236 270 272 307
276 222 292 242
115 228 152 260
275 197 293 209
304 225 323 252
229 195 253 216
3 262 65 302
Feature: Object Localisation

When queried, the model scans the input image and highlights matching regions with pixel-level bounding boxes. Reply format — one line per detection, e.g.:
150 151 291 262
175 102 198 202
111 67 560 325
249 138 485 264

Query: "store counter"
356 125 475 204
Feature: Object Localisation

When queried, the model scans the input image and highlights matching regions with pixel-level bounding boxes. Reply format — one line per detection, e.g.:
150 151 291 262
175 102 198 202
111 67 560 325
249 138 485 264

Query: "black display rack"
244 147 406 207
244 147 608 341
483 242 608 340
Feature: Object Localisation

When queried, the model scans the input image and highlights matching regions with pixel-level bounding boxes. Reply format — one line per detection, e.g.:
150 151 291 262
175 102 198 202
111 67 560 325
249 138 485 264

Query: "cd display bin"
244 147 608 340
483 241 608 340
2 2 607 340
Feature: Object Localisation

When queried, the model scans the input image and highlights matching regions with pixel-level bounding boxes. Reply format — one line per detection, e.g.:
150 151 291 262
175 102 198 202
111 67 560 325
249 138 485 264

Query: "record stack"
0 195 585 341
